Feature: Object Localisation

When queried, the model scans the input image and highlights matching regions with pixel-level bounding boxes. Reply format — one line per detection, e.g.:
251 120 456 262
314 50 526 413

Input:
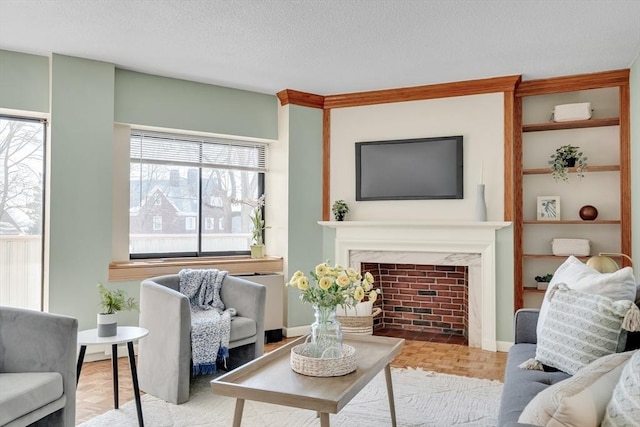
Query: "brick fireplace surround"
362 262 469 339
320 220 511 351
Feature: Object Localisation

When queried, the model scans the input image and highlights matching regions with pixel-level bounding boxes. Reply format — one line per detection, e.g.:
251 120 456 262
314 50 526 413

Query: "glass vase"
310 304 343 358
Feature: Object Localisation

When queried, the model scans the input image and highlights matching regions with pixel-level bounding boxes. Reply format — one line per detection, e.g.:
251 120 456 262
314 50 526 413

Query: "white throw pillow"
518 351 635 426
547 363 626 427
537 256 636 340
602 350 640 427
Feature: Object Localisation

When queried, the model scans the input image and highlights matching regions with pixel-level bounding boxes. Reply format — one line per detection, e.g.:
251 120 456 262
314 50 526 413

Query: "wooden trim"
322 109 331 221
513 96 524 311
108 256 284 282
524 220 621 225
619 83 632 266
276 89 325 108
515 69 629 97
523 165 620 175
523 117 619 132
503 91 515 222
323 75 521 109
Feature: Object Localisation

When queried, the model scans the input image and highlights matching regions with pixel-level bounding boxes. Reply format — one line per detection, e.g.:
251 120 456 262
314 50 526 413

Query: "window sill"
108 255 284 282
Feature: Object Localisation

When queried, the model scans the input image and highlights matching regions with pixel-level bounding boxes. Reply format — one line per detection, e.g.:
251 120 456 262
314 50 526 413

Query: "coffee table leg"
384 364 397 427
319 412 330 427
232 398 245 427
127 341 144 427
112 344 119 409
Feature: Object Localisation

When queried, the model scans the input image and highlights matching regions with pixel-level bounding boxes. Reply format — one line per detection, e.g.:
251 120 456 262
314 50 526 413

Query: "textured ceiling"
1 0 639 95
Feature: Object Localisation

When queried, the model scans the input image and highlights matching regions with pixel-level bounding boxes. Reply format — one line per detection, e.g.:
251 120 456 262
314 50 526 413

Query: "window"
152 216 162 231
0 116 46 310
185 216 196 231
129 130 266 258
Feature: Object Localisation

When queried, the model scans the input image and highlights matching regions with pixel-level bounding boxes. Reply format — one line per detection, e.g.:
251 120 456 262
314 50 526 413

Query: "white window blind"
130 131 267 172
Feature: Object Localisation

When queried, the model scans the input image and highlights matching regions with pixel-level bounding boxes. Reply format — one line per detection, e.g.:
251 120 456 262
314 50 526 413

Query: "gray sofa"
0 306 78 427
138 274 266 404
497 308 640 427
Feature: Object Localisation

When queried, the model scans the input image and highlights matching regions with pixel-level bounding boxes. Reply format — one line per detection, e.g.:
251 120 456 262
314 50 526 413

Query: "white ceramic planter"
97 312 117 337
250 244 265 259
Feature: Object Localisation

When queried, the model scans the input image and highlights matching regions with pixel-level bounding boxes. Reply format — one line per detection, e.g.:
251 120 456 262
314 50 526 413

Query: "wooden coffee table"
211 334 404 427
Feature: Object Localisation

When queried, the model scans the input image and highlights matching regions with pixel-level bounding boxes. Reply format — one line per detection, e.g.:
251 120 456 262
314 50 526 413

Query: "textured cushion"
0 372 64 426
602 350 640 426
535 285 638 374
518 351 635 426
537 256 636 340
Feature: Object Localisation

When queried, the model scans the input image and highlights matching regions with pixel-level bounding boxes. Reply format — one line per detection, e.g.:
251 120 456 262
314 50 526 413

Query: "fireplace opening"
362 262 469 345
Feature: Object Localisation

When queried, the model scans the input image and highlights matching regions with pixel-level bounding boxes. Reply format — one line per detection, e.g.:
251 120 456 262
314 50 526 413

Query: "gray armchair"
138 274 266 404
0 306 78 427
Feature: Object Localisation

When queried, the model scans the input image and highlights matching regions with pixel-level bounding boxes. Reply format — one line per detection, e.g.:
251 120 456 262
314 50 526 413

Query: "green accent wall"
0 50 49 113
114 69 278 140
48 54 117 328
495 226 514 342
631 54 639 269
286 105 324 327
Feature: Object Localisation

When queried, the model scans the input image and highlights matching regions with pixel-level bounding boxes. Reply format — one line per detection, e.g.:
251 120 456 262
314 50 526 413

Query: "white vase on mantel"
475 184 487 221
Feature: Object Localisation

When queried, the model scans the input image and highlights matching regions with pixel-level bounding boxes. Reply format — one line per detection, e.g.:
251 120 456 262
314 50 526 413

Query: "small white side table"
77 326 149 427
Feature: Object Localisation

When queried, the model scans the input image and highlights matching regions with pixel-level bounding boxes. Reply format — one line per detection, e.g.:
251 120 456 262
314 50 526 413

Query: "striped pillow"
602 350 640 426
535 284 639 375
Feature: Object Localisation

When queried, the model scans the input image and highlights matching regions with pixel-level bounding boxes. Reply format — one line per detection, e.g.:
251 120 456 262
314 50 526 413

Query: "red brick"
426 272 448 278
441 303 462 310
437 278 458 284
433 309 453 315
415 264 436 271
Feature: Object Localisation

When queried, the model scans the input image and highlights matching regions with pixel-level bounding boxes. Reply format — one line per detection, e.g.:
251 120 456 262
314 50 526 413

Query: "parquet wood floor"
76 332 507 424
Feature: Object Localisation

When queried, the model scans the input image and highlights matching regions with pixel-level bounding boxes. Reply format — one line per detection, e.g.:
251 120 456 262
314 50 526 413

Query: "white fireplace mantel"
319 220 511 351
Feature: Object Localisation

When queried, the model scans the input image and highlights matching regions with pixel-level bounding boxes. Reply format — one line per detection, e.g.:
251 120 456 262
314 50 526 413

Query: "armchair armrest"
514 309 540 344
0 306 78 427
138 280 192 404
221 276 266 357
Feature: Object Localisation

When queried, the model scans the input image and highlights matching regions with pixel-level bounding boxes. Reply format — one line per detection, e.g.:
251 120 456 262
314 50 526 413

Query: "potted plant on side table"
97 283 138 337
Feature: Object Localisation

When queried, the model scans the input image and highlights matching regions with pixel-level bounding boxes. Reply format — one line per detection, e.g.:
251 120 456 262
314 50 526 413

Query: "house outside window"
129 130 266 258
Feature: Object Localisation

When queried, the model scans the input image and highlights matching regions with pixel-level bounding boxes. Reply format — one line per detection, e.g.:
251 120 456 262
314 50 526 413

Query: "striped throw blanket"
179 268 235 375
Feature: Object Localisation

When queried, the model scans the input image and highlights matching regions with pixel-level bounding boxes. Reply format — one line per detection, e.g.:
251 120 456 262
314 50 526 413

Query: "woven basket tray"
290 343 357 377
337 307 382 335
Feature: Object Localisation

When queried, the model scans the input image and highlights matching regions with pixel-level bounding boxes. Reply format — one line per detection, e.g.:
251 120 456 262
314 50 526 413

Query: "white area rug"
79 367 503 427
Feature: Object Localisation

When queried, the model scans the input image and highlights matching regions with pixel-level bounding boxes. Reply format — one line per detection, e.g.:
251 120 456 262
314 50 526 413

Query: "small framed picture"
537 196 561 221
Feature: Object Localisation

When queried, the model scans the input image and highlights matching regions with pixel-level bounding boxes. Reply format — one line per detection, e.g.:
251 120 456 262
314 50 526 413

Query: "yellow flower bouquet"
286 262 379 309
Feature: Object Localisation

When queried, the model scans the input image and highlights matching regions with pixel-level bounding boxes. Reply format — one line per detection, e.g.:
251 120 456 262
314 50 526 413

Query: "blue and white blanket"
179 268 235 375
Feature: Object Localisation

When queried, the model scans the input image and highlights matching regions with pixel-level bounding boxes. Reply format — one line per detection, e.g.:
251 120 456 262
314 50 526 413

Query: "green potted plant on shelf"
534 273 554 291
332 200 350 221
97 283 138 337
549 144 588 182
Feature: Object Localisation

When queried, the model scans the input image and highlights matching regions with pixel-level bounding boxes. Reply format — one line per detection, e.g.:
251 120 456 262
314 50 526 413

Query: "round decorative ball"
579 205 598 221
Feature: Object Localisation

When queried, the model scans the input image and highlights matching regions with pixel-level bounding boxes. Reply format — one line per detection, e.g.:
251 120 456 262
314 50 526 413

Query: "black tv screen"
356 136 463 200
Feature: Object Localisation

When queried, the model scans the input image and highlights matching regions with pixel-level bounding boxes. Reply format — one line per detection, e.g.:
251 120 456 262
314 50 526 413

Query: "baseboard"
496 341 513 353
283 325 310 337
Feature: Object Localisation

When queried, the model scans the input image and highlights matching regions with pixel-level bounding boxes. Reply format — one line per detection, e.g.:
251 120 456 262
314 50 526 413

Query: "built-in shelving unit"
513 70 631 311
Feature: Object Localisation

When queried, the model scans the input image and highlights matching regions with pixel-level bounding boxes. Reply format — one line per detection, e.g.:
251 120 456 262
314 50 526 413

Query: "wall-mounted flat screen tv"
356 136 463 201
